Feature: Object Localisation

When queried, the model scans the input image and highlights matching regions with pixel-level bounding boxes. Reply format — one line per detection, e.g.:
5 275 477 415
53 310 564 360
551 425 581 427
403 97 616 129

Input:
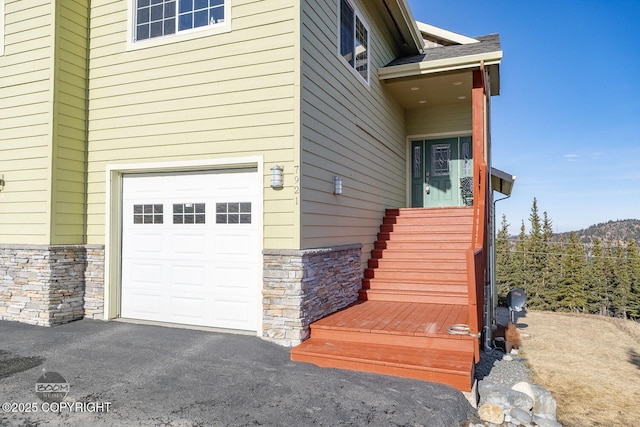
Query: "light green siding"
0 0 54 244
86 0 299 249
406 103 471 137
0 0 89 245
299 0 406 254
51 0 89 244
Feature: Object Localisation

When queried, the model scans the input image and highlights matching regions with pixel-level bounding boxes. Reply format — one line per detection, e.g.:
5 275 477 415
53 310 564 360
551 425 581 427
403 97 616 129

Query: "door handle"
425 172 430 194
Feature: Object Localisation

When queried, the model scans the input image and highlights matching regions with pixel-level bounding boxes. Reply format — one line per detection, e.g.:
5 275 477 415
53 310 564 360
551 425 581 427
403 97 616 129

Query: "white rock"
510 407 533 424
532 414 562 427
478 403 505 424
512 382 536 402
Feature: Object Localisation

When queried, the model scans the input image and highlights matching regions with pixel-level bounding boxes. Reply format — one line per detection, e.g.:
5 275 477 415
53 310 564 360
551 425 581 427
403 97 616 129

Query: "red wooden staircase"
291 207 478 391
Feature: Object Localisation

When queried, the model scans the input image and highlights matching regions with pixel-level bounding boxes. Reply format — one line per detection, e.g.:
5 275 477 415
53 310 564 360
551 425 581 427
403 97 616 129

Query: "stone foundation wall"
0 245 105 325
263 244 362 346
84 245 105 319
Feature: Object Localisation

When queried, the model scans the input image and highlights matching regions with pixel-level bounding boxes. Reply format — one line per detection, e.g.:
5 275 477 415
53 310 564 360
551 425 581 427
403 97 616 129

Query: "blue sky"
407 0 640 234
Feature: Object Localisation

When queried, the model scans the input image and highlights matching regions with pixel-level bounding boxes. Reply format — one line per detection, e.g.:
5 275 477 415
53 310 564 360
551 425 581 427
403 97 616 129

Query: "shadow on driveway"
0 319 475 426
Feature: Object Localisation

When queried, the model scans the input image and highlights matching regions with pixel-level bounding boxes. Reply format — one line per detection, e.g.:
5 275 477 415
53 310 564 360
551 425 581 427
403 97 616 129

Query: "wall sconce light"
0 175 4 192
333 176 343 195
270 165 283 189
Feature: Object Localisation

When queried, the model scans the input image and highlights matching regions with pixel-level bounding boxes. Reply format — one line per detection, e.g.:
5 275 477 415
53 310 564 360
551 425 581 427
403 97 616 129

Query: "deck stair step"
358 289 469 305
291 339 474 391
290 300 475 391
291 207 477 391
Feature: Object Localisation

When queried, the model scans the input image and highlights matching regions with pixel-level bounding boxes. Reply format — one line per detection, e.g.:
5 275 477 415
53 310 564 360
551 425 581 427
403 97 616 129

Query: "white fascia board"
491 167 516 196
397 0 425 52
417 21 479 45
491 167 516 183
379 50 503 80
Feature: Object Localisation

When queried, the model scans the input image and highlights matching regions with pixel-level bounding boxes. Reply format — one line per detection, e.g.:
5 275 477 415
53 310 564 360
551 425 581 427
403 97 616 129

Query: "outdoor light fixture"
270 165 283 189
0 175 4 192
333 176 343 195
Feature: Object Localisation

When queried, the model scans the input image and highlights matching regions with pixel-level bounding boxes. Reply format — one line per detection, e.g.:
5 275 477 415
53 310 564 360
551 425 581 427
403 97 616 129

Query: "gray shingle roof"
386 34 501 67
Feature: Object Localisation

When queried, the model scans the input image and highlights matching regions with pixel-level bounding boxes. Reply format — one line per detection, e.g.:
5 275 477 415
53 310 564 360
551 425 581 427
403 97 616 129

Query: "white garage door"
120 169 261 331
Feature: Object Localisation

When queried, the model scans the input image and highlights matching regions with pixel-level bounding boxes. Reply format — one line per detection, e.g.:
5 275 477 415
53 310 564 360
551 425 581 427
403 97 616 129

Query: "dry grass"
519 310 640 426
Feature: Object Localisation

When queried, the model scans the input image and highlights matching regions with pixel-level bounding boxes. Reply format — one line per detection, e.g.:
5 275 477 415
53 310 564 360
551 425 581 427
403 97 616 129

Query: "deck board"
314 301 470 337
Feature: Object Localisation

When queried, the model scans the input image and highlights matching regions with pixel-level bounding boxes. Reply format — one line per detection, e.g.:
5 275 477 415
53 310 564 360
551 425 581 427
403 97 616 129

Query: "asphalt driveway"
0 319 475 426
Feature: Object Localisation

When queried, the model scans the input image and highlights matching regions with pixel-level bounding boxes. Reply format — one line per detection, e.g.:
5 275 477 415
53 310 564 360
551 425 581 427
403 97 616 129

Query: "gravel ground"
475 348 530 388
474 307 531 388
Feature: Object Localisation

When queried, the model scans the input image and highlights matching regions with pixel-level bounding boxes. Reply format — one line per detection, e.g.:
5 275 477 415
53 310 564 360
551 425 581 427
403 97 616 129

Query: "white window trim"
0 0 5 56
338 0 371 86
126 0 232 51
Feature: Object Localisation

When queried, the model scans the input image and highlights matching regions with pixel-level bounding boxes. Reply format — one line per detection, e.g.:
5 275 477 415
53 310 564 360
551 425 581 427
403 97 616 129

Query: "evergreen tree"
624 239 640 319
495 198 640 320
495 214 513 300
541 211 561 309
555 232 588 313
588 238 609 315
603 245 618 317
510 221 528 296
611 243 631 319
526 198 547 309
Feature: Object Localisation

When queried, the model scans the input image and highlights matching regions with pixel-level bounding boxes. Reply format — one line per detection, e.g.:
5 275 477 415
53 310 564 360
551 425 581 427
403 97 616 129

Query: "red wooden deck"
291 208 479 392
292 301 475 390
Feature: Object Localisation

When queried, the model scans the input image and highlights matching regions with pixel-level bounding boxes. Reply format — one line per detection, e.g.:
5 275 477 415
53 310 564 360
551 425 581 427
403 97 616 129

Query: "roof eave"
416 21 479 45
379 51 503 95
390 0 425 54
379 51 503 80
491 167 516 196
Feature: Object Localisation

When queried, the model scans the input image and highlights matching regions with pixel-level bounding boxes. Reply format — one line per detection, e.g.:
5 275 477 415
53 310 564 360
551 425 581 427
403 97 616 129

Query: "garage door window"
173 203 206 224
133 204 164 224
216 202 251 224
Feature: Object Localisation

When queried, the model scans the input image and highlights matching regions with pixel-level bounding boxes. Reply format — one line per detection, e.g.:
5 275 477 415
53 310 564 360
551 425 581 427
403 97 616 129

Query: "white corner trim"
417 21 479 45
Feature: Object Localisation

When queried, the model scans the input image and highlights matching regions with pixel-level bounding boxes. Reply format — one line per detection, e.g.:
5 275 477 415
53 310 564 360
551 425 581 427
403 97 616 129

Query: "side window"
339 0 369 84
133 0 228 44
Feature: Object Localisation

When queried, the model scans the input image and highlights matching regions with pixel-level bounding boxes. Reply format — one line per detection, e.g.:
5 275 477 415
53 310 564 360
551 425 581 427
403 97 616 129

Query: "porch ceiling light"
270 165 283 189
410 86 420 91
453 81 463 86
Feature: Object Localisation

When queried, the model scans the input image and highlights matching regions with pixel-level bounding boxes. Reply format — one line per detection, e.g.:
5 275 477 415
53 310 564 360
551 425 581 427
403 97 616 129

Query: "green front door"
411 137 473 208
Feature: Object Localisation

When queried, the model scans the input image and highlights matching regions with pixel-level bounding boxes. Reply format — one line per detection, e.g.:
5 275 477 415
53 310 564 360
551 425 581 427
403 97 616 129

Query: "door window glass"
432 144 451 176
133 204 164 224
173 203 206 224
216 202 251 224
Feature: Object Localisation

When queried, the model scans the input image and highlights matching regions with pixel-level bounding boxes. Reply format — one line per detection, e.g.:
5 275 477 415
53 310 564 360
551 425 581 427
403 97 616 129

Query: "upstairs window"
134 0 226 42
339 0 369 84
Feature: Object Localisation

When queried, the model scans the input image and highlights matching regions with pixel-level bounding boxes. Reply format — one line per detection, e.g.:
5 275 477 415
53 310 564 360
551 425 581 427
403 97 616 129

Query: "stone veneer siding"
0 245 105 326
263 244 362 347
83 245 105 319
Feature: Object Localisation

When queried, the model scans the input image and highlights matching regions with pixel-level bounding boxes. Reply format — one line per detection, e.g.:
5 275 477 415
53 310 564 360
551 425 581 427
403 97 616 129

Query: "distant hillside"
554 219 640 248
